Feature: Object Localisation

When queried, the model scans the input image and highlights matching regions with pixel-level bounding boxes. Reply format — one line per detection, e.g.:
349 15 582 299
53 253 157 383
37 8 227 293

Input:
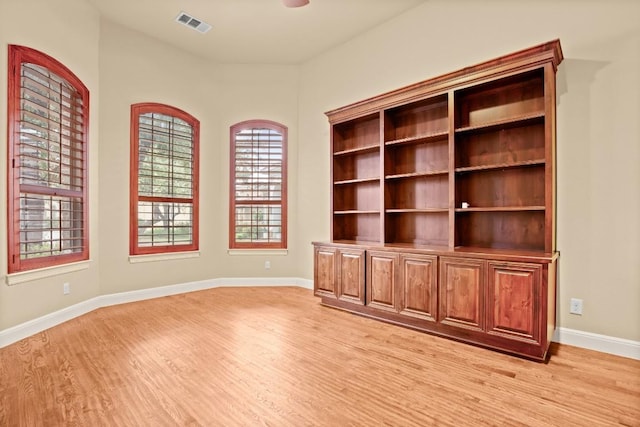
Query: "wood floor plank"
0 286 638 426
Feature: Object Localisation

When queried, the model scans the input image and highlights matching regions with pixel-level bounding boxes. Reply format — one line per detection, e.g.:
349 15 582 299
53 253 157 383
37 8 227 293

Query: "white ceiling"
88 0 427 64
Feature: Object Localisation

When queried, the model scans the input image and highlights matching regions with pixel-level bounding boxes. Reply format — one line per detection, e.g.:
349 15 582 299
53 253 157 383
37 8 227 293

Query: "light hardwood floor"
0 286 638 426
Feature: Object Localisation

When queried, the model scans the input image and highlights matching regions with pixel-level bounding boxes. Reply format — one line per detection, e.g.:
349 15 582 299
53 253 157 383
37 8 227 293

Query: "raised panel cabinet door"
399 254 438 322
487 262 542 343
338 249 366 305
314 246 337 299
439 257 485 331
366 251 399 312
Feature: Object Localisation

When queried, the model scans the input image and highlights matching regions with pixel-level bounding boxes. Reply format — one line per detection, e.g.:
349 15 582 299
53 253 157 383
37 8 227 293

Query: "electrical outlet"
63 282 70 295
265 260 271 270
569 298 583 315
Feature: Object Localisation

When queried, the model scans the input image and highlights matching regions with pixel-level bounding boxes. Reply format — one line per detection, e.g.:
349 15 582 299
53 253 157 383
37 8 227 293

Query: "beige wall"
297 0 640 341
214 63 300 277
98 20 217 294
98 20 300 294
1 0 638 344
0 0 101 329
0 4 300 329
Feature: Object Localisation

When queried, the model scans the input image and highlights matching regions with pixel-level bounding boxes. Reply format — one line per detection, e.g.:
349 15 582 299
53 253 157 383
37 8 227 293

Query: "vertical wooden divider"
448 90 456 248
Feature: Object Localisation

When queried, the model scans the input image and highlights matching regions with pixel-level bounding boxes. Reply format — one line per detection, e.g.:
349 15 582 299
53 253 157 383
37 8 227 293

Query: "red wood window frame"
130 103 200 255
230 120 287 249
7 45 90 273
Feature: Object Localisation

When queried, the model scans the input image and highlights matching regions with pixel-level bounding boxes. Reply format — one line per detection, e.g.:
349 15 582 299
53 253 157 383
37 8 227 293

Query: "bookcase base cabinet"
314 245 365 305
313 243 558 361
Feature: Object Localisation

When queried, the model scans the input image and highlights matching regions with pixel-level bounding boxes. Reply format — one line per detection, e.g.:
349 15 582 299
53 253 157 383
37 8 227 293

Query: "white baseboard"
99 278 219 307
214 277 313 290
0 296 101 349
553 327 640 360
0 277 312 349
2 280 637 361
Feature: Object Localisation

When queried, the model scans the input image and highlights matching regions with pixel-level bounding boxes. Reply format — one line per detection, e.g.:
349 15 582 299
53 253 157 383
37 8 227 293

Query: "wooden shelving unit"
382 95 450 248
316 40 563 361
331 113 381 243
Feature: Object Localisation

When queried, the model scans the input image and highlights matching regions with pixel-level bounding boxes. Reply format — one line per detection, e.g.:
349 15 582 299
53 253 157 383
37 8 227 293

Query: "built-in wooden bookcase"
316 40 562 361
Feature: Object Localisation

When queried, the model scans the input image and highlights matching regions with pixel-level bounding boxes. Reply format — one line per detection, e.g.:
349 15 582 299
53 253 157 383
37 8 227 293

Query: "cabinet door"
338 248 365 305
439 257 485 331
366 251 399 312
487 262 541 343
398 254 438 322
314 246 337 299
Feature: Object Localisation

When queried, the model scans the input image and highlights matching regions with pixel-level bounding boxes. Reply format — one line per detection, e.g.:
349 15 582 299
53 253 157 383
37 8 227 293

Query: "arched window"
230 120 287 249
7 45 89 273
130 103 200 255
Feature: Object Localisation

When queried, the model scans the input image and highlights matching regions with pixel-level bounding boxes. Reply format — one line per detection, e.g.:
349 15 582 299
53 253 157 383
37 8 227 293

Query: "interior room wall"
98 20 301 295
98 19 219 295
0 0 101 330
1 0 638 348
297 0 640 342
0 3 301 331
213 63 300 278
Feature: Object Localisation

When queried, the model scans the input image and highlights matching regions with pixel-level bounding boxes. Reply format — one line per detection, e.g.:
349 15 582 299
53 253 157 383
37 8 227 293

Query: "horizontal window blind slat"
23 62 73 86
137 195 194 204
19 184 83 198
21 110 84 136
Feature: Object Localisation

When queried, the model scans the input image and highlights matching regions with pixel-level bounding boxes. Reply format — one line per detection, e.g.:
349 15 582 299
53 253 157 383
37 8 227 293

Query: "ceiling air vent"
175 11 212 34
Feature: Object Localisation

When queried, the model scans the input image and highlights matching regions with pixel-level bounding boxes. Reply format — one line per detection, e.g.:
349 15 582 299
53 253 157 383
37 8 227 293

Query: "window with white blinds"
230 120 287 249
7 45 89 273
130 103 200 255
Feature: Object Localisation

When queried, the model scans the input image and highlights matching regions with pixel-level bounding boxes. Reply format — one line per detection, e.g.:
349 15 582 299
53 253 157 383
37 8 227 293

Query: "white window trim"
6 260 92 286
227 249 288 256
129 251 200 264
